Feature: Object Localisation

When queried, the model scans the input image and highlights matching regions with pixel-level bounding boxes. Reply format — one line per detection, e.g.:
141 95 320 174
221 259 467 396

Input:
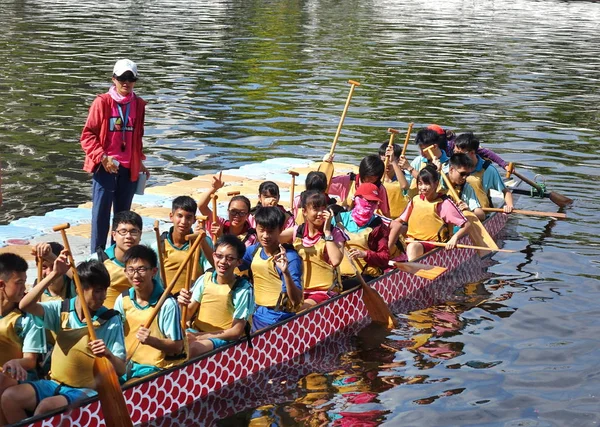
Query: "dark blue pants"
90 165 137 253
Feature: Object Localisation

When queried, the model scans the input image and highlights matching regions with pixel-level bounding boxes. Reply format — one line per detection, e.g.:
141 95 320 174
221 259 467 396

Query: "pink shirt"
105 98 137 167
399 195 467 228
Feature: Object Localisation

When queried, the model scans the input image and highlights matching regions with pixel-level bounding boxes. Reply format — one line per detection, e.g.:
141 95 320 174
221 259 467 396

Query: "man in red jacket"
81 59 150 253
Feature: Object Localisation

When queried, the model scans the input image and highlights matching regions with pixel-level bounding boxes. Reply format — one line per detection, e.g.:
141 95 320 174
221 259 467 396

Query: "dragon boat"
13 173 520 427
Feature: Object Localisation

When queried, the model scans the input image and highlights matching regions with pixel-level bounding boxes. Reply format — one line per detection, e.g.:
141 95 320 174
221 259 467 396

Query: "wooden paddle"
181 233 202 330
52 223 133 427
127 231 205 363
227 191 240 197
36 255 43 285
505 162 572 208
406 239 516 253
481 207 567 219
383 128 400 173
318 80 361 188
153 221 168 287
344 250 396 328
423 145 499 256
211 194 218 245
400 122 414 157
388 260 447 280
288 170 299 210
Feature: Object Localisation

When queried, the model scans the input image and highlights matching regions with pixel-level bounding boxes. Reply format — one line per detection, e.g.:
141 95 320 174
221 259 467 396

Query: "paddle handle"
227 191 240 197
383 128 400 172
401 122 414 157
506 163 544 194
481 207 567 219
36 256 42 285
53 224 97 341
409 240 515 253
211 195 218 245
289 170 299 208
153 221 168 287
328 80 360 157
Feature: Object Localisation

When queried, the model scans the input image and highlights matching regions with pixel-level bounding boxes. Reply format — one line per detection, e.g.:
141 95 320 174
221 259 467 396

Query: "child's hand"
53 250 71 276
348 248 366 260
503 204 514 214
322 153 334 163
211 171 224 192
177 289 192 306
445 236 459 250
431 157 442 171
33 243 56 263
322 209 333 232
2 359 28 382
210 222 222 240
101 156 119 174
136 327 152 345
89 339 107 357
398 156 410 170
274 245 289 273
457 200 469 212
385 146 397 164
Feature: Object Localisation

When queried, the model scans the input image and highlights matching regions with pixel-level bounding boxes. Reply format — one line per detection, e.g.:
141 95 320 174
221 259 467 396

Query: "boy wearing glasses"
89 210 143 308
7 257 125 424
81 58 150 253
177 235 254 358
239 207 303 331
453 132 514 213
444 153 485 221
151 196 213 295
114 245 185 382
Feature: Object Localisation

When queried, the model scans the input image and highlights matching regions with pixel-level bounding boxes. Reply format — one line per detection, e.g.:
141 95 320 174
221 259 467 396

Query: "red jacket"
80 93 147 182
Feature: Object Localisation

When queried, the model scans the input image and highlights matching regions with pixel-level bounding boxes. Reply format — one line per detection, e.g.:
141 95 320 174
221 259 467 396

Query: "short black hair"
228 195 251 212
449 153 475 169
378 142 402 159
258 181 280 198
123 245 158 269
172 196 197 214
0 253 28 281
417 164 440 186
301 190 328 209
358 155 385 185
415 128 448 152
77 260 111 290
305 171 328 193
454 132 480 152
253 206 285 230
215 234 246 259
112 211 143 231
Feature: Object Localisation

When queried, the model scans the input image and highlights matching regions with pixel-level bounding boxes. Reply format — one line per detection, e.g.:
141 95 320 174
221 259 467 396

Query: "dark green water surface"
1 0 599 425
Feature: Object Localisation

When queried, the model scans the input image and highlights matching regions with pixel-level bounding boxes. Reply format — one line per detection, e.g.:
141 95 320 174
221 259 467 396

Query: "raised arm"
197 172 224 217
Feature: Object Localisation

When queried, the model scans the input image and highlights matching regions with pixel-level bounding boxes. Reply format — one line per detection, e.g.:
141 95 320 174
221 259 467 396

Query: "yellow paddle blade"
318 161 335 189
361 282 396 328
93 356 133 427
391 261 448 280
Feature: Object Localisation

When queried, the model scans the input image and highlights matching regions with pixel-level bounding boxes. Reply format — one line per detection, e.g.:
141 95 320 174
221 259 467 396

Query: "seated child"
0 254 46 425
440 125 509 171
114 245 185 382
292 171 335 225
6 257 125 424
249 181 295 230
177 235 254 358
453 132 513 213
239 207 303 331
329 154 391 217
198 174 257 247
378 141 409 219
90 210 143 308
335 183 390 290
404 126 450 200
393 166 472 261
32 242 75 302
444 153 485 221
281 191 346 308
151 196 213 295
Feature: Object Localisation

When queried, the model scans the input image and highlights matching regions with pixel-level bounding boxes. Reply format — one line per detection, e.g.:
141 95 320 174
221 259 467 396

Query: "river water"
1 0 599 425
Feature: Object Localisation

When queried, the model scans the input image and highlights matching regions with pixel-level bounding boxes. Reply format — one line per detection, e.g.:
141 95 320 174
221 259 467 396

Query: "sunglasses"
228 209 248 218
115 75 138 83
458 171 471 178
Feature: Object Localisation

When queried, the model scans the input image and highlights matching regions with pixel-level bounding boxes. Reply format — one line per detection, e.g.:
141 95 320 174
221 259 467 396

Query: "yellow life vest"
0 309 25 366
250 246 298 312
193 273 240 333
343 179 357 209
50 299 119 388
120 291 185 369
382 180 408 219
336 217 382 278
161 232 204 295
292 225 339 292
466 160 493 209
407 195 450 242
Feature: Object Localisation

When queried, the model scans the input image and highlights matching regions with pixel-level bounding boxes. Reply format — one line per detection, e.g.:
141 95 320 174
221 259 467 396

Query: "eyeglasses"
115 75 138 83
125 266 151 276
115 228 141 237
214 253 238 263
228 209 248 218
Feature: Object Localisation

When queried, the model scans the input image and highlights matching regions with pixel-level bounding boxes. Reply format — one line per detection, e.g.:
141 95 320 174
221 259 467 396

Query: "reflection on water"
2 0 600 425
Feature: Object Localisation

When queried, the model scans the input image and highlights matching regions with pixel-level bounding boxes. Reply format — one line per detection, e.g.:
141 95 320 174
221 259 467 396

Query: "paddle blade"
463 211 498 257
318 161 335 189
93 357 133 427
549 191 573 208
392 261 447 280
361 282 396 328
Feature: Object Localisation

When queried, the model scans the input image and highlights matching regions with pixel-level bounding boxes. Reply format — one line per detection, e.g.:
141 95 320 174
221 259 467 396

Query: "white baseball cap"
113 59 138 78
